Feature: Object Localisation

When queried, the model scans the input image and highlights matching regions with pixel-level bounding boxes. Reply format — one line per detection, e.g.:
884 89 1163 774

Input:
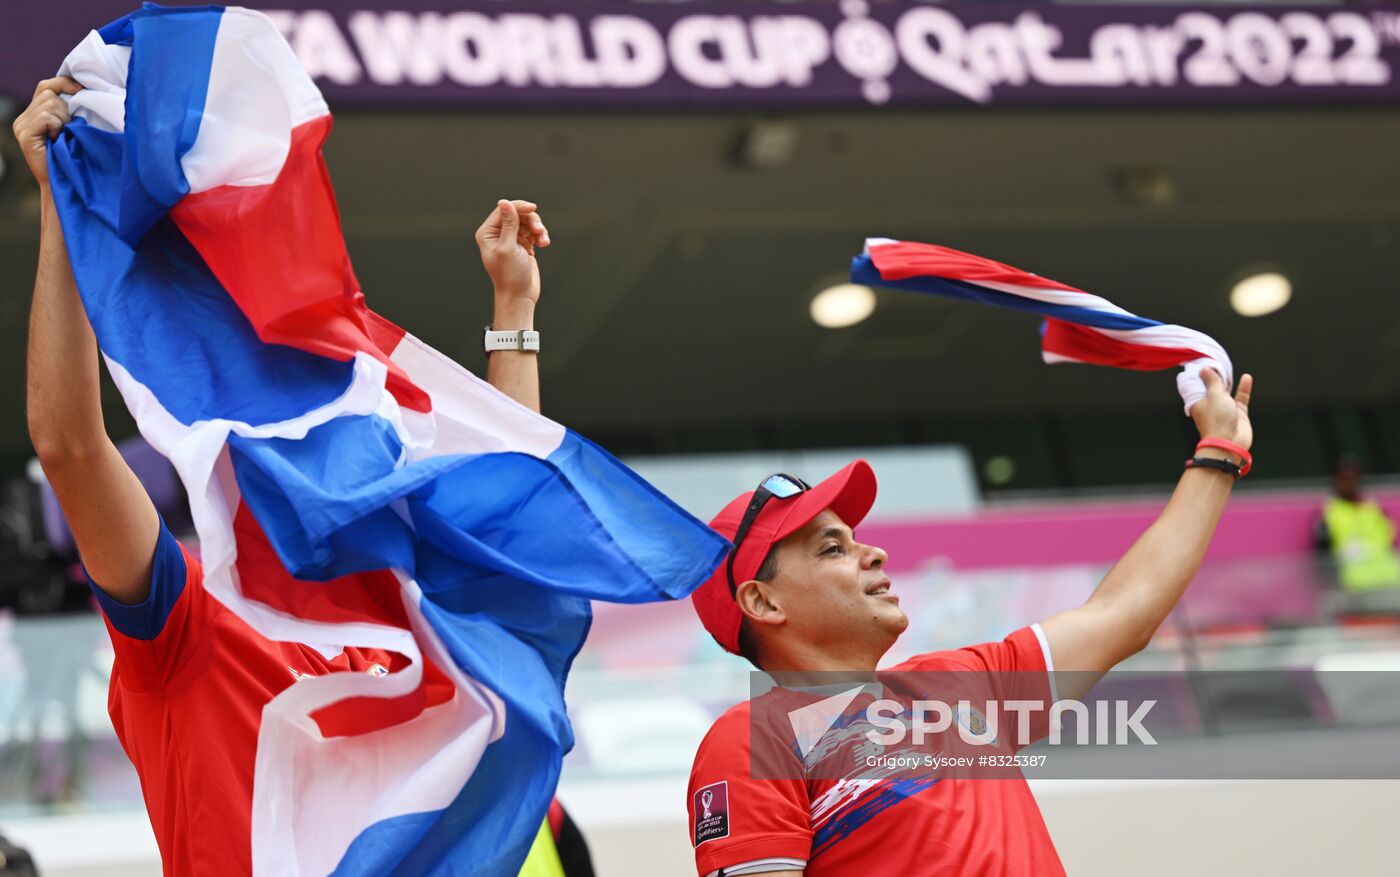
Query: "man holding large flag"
17 71 561 873
16 8 727 872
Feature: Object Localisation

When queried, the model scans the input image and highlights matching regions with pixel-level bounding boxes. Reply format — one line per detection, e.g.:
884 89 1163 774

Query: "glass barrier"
0 614 138 818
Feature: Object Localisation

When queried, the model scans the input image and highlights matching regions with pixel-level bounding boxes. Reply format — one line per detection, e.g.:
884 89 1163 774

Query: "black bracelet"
1185 456 1241 479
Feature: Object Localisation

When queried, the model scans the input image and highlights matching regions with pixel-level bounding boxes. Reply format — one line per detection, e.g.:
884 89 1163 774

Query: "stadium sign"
7 1 1400 107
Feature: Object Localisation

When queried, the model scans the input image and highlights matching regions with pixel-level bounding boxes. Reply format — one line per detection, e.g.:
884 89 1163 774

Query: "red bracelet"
1196 438 1252 477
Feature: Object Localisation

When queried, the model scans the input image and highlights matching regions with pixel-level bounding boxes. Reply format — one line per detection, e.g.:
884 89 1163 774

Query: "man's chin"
874 603 909 638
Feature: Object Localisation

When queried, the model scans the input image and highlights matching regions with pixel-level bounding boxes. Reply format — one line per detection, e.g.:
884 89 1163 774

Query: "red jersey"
89 520 406 876
687 626 1065 877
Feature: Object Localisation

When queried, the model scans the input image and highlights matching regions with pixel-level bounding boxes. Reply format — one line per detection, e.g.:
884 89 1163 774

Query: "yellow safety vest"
1324 498 1400 592
517 819 566 877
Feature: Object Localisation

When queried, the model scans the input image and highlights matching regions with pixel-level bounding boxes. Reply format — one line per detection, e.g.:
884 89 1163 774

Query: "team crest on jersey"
954 704 998 745
693 781 730 847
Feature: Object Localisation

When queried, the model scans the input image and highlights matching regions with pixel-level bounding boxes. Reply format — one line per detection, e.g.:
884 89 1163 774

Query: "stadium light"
810 283 876 329
1229 271 1292 317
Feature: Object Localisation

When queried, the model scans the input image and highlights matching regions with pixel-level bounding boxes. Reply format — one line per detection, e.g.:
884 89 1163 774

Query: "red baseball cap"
692 459 878 654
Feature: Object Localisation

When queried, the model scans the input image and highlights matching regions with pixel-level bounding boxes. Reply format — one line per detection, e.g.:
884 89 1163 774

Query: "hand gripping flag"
852 238 1233 414
47 6 727 875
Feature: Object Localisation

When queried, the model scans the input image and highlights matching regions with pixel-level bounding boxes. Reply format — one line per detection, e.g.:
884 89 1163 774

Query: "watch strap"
484 327 540 353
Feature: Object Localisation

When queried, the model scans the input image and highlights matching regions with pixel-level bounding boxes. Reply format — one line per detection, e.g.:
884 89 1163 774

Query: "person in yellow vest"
1316 456 1400 592
519 798 595 877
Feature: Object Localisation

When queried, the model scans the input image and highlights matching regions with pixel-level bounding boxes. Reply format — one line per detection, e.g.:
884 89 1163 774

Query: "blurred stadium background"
2 0 1400 874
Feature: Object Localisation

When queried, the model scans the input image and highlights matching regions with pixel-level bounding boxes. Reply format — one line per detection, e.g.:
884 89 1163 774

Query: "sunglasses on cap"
726 472 812 595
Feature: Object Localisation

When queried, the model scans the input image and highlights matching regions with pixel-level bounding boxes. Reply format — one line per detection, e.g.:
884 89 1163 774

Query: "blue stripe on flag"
230 421 728 608
850 254 1162 332
546 431 732 600
329 534 594 875
227 415 465 580
118 5 225 243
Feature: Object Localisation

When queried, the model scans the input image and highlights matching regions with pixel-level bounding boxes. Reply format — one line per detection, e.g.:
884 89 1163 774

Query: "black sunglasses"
726 472 812 594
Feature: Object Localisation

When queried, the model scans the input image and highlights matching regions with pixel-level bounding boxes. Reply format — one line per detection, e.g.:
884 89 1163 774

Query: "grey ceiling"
1 107 1398 472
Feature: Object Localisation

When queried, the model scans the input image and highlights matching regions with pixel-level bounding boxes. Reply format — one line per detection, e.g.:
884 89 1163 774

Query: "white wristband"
483 327 540 353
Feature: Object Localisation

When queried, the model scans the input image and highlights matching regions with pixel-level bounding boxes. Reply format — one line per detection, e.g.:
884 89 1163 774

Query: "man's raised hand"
1191 368 1254 453
12 77 83 187
474 199 551 309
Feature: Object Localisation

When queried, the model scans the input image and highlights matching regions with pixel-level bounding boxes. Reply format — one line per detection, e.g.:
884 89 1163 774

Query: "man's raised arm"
475 198 550 413
1039 369 1255 699
18 77 160 605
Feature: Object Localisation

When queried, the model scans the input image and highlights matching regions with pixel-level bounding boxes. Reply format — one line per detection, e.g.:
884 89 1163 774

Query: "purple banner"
6 2 1400 107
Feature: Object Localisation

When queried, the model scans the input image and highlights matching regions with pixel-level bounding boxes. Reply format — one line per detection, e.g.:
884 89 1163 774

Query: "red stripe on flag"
232 502 456 735
233 502 411 629
171 116 430 412
1042 319 1207 371
868 241 1082 292
309 655 457 738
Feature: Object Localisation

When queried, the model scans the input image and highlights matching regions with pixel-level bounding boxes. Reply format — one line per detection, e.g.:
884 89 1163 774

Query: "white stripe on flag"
60 32 131 133
183 8 329 193
388 332 567 461
969 279 1138 319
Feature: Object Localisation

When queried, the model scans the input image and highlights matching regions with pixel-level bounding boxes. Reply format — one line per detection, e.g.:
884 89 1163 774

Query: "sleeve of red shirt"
688 706 812 876
947 625 1052 674
86 517 217 691
899 625 1057 748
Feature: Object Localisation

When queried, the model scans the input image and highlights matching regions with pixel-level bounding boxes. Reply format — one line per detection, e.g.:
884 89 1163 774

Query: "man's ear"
735 579 785 629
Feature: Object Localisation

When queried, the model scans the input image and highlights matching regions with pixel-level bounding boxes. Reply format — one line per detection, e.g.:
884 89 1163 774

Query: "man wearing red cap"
687 370 1254 876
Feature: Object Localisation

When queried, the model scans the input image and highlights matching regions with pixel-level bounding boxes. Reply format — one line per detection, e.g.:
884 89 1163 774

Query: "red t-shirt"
90 521 406 876
687 626 1065 877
